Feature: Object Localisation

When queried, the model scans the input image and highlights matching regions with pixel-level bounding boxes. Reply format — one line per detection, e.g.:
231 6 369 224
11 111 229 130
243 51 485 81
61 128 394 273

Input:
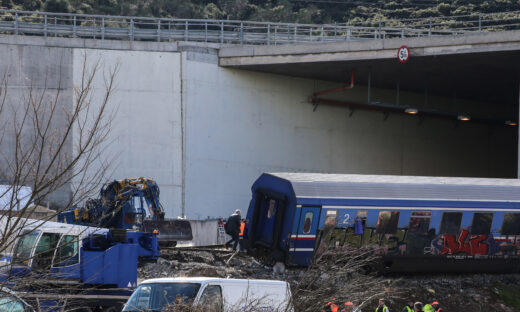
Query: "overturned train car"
243 173 520 272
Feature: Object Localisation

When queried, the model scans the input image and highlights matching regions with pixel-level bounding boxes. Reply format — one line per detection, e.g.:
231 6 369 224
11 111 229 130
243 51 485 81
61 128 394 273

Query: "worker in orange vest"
239 219 245 237
323 298 339 312
343 301 354 312
431 301 442 312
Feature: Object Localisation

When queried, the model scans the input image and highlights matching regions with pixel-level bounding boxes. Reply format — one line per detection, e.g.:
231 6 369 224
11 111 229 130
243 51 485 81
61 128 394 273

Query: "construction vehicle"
57 178 192 246
0 217 160 311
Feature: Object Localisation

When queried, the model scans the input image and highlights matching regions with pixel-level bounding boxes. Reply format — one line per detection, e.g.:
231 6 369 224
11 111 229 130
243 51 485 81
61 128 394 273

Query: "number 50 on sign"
397 45 410 63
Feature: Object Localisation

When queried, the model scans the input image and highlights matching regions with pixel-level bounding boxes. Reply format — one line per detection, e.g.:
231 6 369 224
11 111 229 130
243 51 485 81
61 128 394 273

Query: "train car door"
260 198 278 245
291 206 320 265
251 193 286 248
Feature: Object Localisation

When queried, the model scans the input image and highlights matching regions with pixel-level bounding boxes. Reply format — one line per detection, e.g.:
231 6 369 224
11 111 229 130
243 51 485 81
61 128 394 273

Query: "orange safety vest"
324 302 339 312
239 221 245 236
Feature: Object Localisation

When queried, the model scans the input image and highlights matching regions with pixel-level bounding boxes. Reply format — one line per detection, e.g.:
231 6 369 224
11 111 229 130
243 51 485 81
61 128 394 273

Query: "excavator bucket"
143 219 193 246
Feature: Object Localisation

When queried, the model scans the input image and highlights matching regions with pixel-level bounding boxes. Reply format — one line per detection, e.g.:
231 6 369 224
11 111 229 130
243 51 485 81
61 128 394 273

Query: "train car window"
303 212 313 234
267 199 276 219
439 212 462 234
471 213 493 235
324 210 337 227
376 211 400 234
408 211 432 234
354 210 368 235
501 213 520 235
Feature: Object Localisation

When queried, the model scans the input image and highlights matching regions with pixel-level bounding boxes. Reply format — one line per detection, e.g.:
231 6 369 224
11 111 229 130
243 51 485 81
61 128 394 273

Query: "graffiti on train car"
430 229 499 255
318 225 520 258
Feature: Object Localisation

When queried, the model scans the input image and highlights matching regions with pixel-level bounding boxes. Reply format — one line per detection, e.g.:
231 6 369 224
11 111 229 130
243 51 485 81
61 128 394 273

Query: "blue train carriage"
244 173 520 272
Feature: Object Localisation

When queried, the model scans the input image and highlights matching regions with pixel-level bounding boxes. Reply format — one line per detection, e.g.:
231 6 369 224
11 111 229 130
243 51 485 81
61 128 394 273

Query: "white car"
0 288 34 312
122 277 293 312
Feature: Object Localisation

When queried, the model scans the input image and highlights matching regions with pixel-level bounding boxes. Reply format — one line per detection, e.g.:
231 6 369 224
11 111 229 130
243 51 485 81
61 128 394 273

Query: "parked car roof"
140 277 289 285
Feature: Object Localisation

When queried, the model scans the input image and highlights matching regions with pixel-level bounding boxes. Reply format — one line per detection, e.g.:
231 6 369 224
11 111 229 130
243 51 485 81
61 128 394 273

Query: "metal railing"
0 9 519 45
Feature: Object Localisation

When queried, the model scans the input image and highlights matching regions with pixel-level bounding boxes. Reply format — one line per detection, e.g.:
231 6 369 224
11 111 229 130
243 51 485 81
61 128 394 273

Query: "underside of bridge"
219 34 520 178
233 50 520 106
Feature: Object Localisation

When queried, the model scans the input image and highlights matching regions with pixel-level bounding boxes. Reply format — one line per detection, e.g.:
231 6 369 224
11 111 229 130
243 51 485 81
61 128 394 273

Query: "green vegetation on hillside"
492 284 520 311
2 0 520 23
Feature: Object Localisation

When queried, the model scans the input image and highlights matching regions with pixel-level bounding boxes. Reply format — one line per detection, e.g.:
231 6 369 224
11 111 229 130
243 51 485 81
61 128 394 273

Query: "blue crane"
58 178 192 246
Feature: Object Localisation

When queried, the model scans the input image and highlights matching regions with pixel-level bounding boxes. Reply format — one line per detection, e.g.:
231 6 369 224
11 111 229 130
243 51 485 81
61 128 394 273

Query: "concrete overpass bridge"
0 9 519 45
219 30 520 123
0 10 520 219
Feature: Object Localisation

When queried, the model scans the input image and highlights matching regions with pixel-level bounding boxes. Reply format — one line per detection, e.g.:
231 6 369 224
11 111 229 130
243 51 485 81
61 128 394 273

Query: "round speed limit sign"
397 45 410 63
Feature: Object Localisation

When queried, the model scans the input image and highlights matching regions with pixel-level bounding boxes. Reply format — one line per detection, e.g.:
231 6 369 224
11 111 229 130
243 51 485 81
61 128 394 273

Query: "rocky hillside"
2 0 520 24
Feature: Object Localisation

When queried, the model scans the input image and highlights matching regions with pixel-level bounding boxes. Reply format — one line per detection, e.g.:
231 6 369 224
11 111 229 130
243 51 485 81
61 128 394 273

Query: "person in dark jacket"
402 301 414 312
225 209 242 251
375 299 389 312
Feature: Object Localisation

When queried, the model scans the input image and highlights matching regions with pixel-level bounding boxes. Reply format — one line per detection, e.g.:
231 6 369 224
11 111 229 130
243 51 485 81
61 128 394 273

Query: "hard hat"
432 301 439 305
345 302 353 306
153 229 159 235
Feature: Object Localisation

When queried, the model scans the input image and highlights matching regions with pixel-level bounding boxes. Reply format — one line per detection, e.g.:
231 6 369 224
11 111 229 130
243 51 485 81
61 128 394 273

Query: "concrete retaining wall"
72 48 184 217
0 43 74 208
181 51 516 219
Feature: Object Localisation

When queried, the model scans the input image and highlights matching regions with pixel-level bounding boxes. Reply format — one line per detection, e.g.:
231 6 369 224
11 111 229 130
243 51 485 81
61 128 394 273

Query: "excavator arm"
58 177 192 246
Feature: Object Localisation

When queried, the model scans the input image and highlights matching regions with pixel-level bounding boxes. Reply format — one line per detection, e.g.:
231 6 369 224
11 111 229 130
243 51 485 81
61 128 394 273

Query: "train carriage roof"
261 173 520 202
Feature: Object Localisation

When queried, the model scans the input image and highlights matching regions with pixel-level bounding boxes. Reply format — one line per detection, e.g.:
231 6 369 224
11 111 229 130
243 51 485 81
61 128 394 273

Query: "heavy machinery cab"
10 224 101 280
121 194 148 229
7 220 159 288
0 218 160 312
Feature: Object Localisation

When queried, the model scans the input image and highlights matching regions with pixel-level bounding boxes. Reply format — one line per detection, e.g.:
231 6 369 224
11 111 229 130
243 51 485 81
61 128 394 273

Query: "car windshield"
123 283 201 312
0 291 27 312
12 231 40 266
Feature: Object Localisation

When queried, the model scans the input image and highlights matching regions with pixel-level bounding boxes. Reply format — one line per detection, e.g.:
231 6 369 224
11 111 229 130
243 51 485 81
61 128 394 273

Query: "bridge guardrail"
0 9 519 45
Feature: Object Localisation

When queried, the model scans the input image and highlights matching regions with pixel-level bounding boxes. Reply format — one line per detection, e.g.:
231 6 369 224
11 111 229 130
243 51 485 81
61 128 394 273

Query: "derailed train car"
243 173 520 272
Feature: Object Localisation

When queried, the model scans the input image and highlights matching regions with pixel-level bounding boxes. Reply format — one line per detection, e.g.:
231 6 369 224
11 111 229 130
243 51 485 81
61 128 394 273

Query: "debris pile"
138 248 520 311
139 248 303 282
